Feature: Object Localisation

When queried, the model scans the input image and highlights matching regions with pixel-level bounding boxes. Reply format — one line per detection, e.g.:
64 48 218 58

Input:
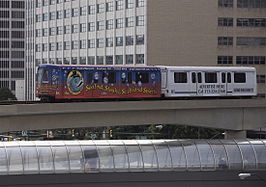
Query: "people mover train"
36 65 257 102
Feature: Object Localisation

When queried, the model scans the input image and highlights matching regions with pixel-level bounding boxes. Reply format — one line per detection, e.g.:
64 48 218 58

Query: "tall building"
25 0 266 100
0 0 25 99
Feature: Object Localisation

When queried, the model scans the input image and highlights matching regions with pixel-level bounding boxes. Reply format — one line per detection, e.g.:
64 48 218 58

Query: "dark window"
237 0 266 8
102 71 116 84
12 11 24 18
0 31 9 38
222 73 226 83
0 41 9 48
198 73 202 83
234 73 246 83
237 37 266 46
174 72 187 83
11 1 25 9
205 73 217 83
11 51 24 58
11 71 24 78
257 75 266 83
0 71 9 78
218 37 233 45
136 72 149 84
217 56 233 64
0 11 9 18
0 1 9 8
192 72 196 83
11 31 24 38
227 73 232 83
0 21 9 28
0 51 9 58
236 56 266 65
0 61 9 68
218 17 233 26
11 41 24 48
11 21 24 28
218 0 233 8
11 61 24 68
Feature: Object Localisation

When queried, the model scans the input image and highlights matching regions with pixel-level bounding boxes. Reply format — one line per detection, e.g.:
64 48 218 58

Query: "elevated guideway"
0 99 266 132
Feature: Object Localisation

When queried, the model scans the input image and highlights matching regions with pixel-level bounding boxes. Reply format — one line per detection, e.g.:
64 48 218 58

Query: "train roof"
38 64 161 71
157 66 256 72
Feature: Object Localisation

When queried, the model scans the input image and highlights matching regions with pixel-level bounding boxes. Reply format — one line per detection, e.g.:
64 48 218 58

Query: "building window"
80 6 87 16
88 5 96 14
57 10 63 19
237 0 266 8
97 21 105 31
42 43 48 52
42 28 48 36
56 58 63 64
11 41 24 48
136 54 144 64
116 37 123 46
0 31 9 38
64 58 70 65
64 9 71 18
80 40 86 49
43 13 49 21
136 35 144 45
97 38 105 48
218 37 233 45
11 31 24 38
11 21 24 28
0 51 9 58
57 42 63 50
126 0 134 9
0 41 9 48
218 0 233 8
49 43 56 51
50 0 56 5
218 17 233 26
126 17 134 27
64 25 71 34
0 61 9 68
237 18 266 27
97 3 105 13
136 0 145 7
126 36 134 46
11 61 24 68
115 55 123 64
50 12 56 20
72 41 79 49
136 15 144 26
237 37 266 46
57 26 63 35
116 0 124 10
106 38 113 47
64 41 71 50
97 56 104 65
257 75 266 83
217 56 233 64
126 55 133 64
236 56 265 65
106 2 114 12
116 18 124 28
49 27 56 36
11 11 24 18
36 44 41 52
88 56 95 65
72 8 79 17
11 71 24 78
0 1 9 8
36 14 42 22
88 39 95 48
80 57 86 65
106 56 113 65
71 57 78 64
0 21 9 28
11 1 25 8
88 22 95 32
106 19 113 30
11 51 24 58
72 24 79 33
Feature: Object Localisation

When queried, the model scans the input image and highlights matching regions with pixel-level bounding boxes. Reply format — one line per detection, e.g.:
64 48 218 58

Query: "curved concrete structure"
0 99 266 132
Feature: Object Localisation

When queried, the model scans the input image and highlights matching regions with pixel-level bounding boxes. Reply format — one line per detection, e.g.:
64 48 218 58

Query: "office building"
0 0 25 98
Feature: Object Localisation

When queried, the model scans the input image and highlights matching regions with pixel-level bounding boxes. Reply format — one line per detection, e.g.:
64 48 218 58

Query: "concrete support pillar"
224 130 247 139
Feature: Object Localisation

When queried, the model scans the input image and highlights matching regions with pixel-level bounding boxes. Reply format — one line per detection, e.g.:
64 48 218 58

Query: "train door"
219 72 227 96
191 72 197 97
226 72 233 96
195 72 203 96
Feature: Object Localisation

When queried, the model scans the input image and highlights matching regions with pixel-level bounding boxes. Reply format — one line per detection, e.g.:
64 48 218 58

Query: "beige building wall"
147 0 266 97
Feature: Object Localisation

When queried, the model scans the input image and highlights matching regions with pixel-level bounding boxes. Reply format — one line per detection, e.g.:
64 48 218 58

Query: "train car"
159 66 257 97
36 64 161 101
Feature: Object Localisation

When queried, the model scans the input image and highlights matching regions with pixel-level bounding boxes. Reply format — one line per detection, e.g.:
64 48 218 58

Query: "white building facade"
25 0 146 100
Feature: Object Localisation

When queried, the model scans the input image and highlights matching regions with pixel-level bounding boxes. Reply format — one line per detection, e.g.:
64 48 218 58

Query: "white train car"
159 66 257 97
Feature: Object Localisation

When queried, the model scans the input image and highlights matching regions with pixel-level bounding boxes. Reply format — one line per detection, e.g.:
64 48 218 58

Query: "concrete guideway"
0 99 266 132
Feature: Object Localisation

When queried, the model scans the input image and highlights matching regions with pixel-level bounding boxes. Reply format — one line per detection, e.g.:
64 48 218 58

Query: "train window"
174 72 187 83
136 72 149 84
227 73 231 83
121 72 133 84
205 72 217 83
198 73 202 83
192 72 196 83
42 69 49 82
222 73 226 83
234 73 246 83
103 71 116 84
87 72 93 84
